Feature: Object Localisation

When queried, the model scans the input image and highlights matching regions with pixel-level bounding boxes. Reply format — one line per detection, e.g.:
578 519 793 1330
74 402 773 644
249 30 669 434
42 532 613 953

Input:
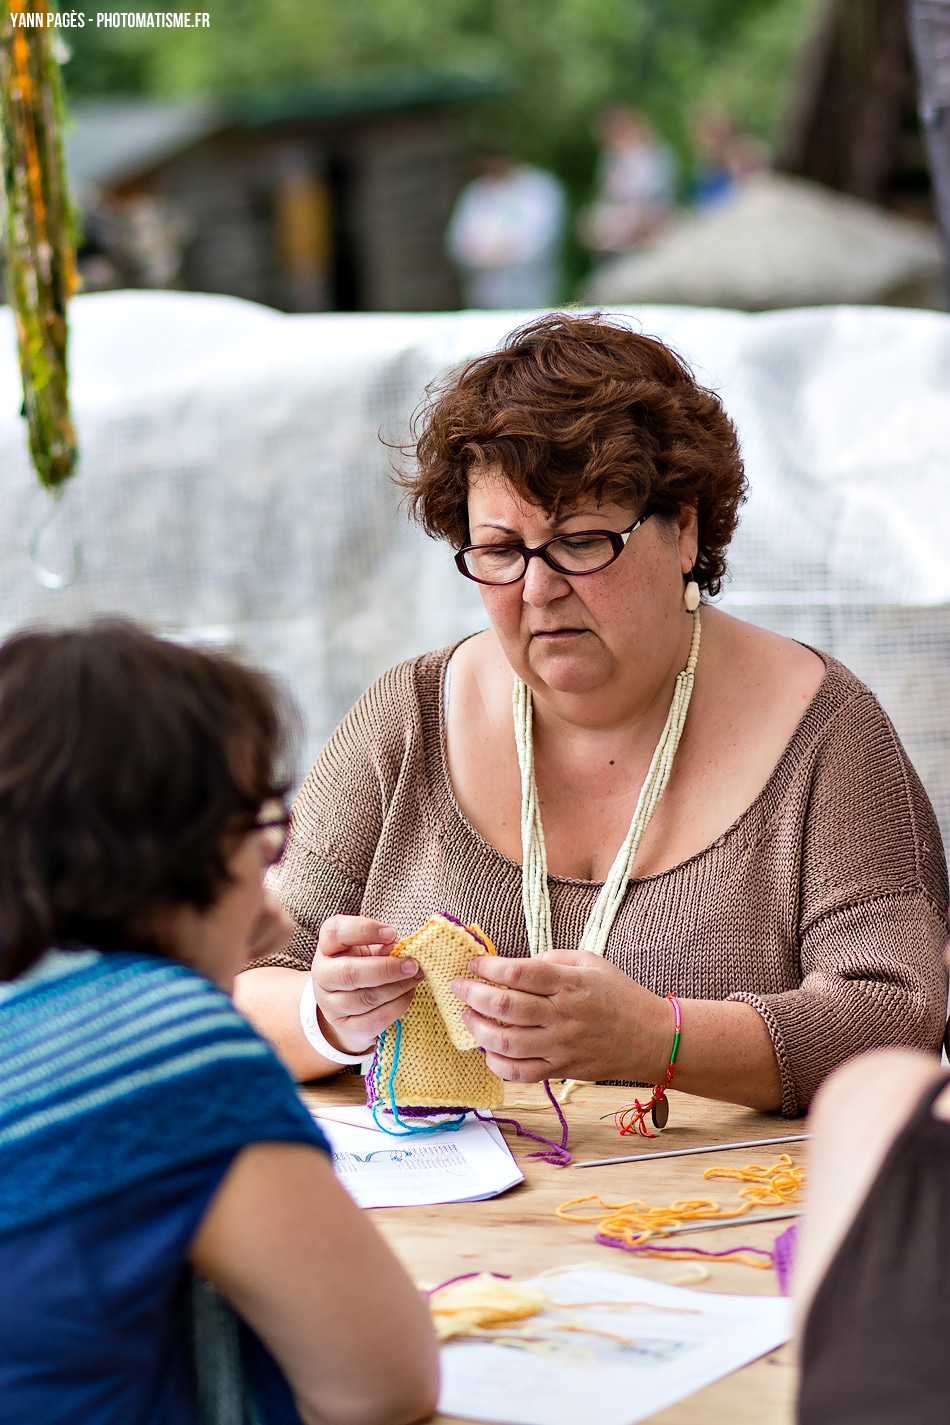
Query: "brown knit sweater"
258 643 950 1116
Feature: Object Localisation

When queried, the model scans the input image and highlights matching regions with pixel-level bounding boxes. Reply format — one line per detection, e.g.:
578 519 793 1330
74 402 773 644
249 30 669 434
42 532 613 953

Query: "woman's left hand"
450 950 672 1084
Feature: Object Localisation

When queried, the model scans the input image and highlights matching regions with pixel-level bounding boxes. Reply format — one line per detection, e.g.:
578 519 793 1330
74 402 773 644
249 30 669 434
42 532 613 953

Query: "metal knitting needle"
573 1132 809 1169
651 1209 802 1237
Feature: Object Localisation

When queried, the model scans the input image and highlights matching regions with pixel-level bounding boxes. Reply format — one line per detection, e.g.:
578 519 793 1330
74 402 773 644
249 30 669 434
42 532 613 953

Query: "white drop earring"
683 574 700 612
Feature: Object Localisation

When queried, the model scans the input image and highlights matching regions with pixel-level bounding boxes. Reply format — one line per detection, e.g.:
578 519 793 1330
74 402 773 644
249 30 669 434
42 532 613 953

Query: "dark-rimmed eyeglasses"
454 510 654 587
254 804 291 866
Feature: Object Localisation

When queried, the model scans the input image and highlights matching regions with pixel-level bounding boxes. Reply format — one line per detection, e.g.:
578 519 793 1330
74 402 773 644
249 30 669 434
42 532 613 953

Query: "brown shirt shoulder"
288 644 451 883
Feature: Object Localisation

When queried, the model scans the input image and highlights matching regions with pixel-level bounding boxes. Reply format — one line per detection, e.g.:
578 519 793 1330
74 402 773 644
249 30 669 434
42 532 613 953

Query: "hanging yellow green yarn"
0 0 78 490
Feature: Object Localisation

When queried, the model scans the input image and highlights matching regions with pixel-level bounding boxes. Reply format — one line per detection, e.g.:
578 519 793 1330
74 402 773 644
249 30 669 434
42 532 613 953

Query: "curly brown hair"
402 312 747 594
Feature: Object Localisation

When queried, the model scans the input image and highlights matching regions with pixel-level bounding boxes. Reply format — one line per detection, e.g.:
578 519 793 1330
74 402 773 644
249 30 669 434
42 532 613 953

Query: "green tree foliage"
697 0 823 143
63 0 818 160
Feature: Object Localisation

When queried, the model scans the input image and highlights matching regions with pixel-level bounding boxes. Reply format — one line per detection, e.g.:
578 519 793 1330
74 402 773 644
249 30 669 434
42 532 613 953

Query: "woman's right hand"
312 915 423 1056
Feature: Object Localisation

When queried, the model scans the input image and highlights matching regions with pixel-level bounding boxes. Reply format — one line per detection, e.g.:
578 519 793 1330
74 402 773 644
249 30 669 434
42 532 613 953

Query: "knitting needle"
307 1108 379 1130
573 1132 809 1169
652 1209 802 1237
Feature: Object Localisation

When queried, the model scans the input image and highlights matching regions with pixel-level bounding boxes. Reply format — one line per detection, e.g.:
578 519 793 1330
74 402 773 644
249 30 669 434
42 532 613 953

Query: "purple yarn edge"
364 1045 469 1119
371 1102 471 1119
773 1222 799 1296
437 910 491 954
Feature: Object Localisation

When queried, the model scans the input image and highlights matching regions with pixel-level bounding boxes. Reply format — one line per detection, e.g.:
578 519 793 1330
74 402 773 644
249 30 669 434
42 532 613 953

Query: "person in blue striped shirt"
0 620 438 1425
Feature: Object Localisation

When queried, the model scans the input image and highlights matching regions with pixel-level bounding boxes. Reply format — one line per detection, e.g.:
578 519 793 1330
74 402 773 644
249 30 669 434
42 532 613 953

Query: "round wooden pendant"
651 1095 669 1130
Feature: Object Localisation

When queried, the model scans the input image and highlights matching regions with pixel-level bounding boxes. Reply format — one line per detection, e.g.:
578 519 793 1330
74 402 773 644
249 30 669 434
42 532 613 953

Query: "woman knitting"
237 312 948 1120
0 623 437 1425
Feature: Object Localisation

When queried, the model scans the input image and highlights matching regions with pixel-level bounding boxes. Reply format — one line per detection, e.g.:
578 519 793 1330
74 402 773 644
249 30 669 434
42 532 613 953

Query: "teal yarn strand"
371 1020 467 1138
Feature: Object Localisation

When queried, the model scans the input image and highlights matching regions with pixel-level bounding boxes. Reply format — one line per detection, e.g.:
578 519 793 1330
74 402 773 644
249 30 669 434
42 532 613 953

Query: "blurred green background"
62 0 821 283
60 0 938 314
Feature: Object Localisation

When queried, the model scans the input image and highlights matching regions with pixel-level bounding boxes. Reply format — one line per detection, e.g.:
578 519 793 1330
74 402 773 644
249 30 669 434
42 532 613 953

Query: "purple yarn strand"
595 1232 774 1262
477 1079 571 1166
542 1078 571 1157
425 1270 512 1298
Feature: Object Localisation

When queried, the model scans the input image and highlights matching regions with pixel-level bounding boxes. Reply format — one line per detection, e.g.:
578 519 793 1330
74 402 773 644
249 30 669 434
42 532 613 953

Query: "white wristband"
299 977 376 1072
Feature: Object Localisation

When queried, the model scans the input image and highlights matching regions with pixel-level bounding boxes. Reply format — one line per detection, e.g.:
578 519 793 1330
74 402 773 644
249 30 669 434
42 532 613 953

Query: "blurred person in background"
577 106 676 260
690 109 767 211
0 623 438 1425
446 150 566 309
76 187 190 294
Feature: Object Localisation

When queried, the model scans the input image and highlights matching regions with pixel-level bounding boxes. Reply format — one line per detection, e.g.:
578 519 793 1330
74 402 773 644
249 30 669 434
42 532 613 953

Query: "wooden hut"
65 72 498 312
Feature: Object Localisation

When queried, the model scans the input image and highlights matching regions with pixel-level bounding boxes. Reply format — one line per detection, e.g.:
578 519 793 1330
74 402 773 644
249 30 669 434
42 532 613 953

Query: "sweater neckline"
430 636 843 889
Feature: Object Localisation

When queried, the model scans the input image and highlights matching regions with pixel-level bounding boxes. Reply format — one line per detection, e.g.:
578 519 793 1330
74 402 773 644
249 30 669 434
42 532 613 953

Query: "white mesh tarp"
1 292 949 846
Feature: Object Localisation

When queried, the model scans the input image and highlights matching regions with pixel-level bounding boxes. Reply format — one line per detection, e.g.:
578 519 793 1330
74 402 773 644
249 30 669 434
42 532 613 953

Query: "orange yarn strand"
556 1154 805 1261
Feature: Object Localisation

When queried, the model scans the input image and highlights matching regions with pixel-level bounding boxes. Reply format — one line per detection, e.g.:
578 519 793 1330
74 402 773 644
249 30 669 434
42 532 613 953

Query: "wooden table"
301 1078 806 1425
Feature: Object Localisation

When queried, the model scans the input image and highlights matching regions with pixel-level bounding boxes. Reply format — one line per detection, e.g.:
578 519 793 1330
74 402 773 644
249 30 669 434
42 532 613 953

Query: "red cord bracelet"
612 993 682 1139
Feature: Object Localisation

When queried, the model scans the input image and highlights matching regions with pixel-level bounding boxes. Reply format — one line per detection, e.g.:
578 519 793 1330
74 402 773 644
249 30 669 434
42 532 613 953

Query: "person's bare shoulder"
707 607 826 706
683 608 826 795
451 626 505 678
449 628 511 721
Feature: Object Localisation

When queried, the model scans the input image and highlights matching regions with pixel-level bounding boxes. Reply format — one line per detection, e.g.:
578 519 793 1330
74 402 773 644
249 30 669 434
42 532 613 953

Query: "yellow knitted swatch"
429 1274 546 1340
376 915 504 1110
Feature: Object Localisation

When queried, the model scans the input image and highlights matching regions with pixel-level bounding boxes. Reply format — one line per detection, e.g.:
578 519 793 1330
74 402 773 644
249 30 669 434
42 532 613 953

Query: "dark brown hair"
0 620 294 980
402 312 746 594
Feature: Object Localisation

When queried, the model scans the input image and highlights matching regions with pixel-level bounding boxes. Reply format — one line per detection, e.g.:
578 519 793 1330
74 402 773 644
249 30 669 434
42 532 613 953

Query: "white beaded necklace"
513 608 702 961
